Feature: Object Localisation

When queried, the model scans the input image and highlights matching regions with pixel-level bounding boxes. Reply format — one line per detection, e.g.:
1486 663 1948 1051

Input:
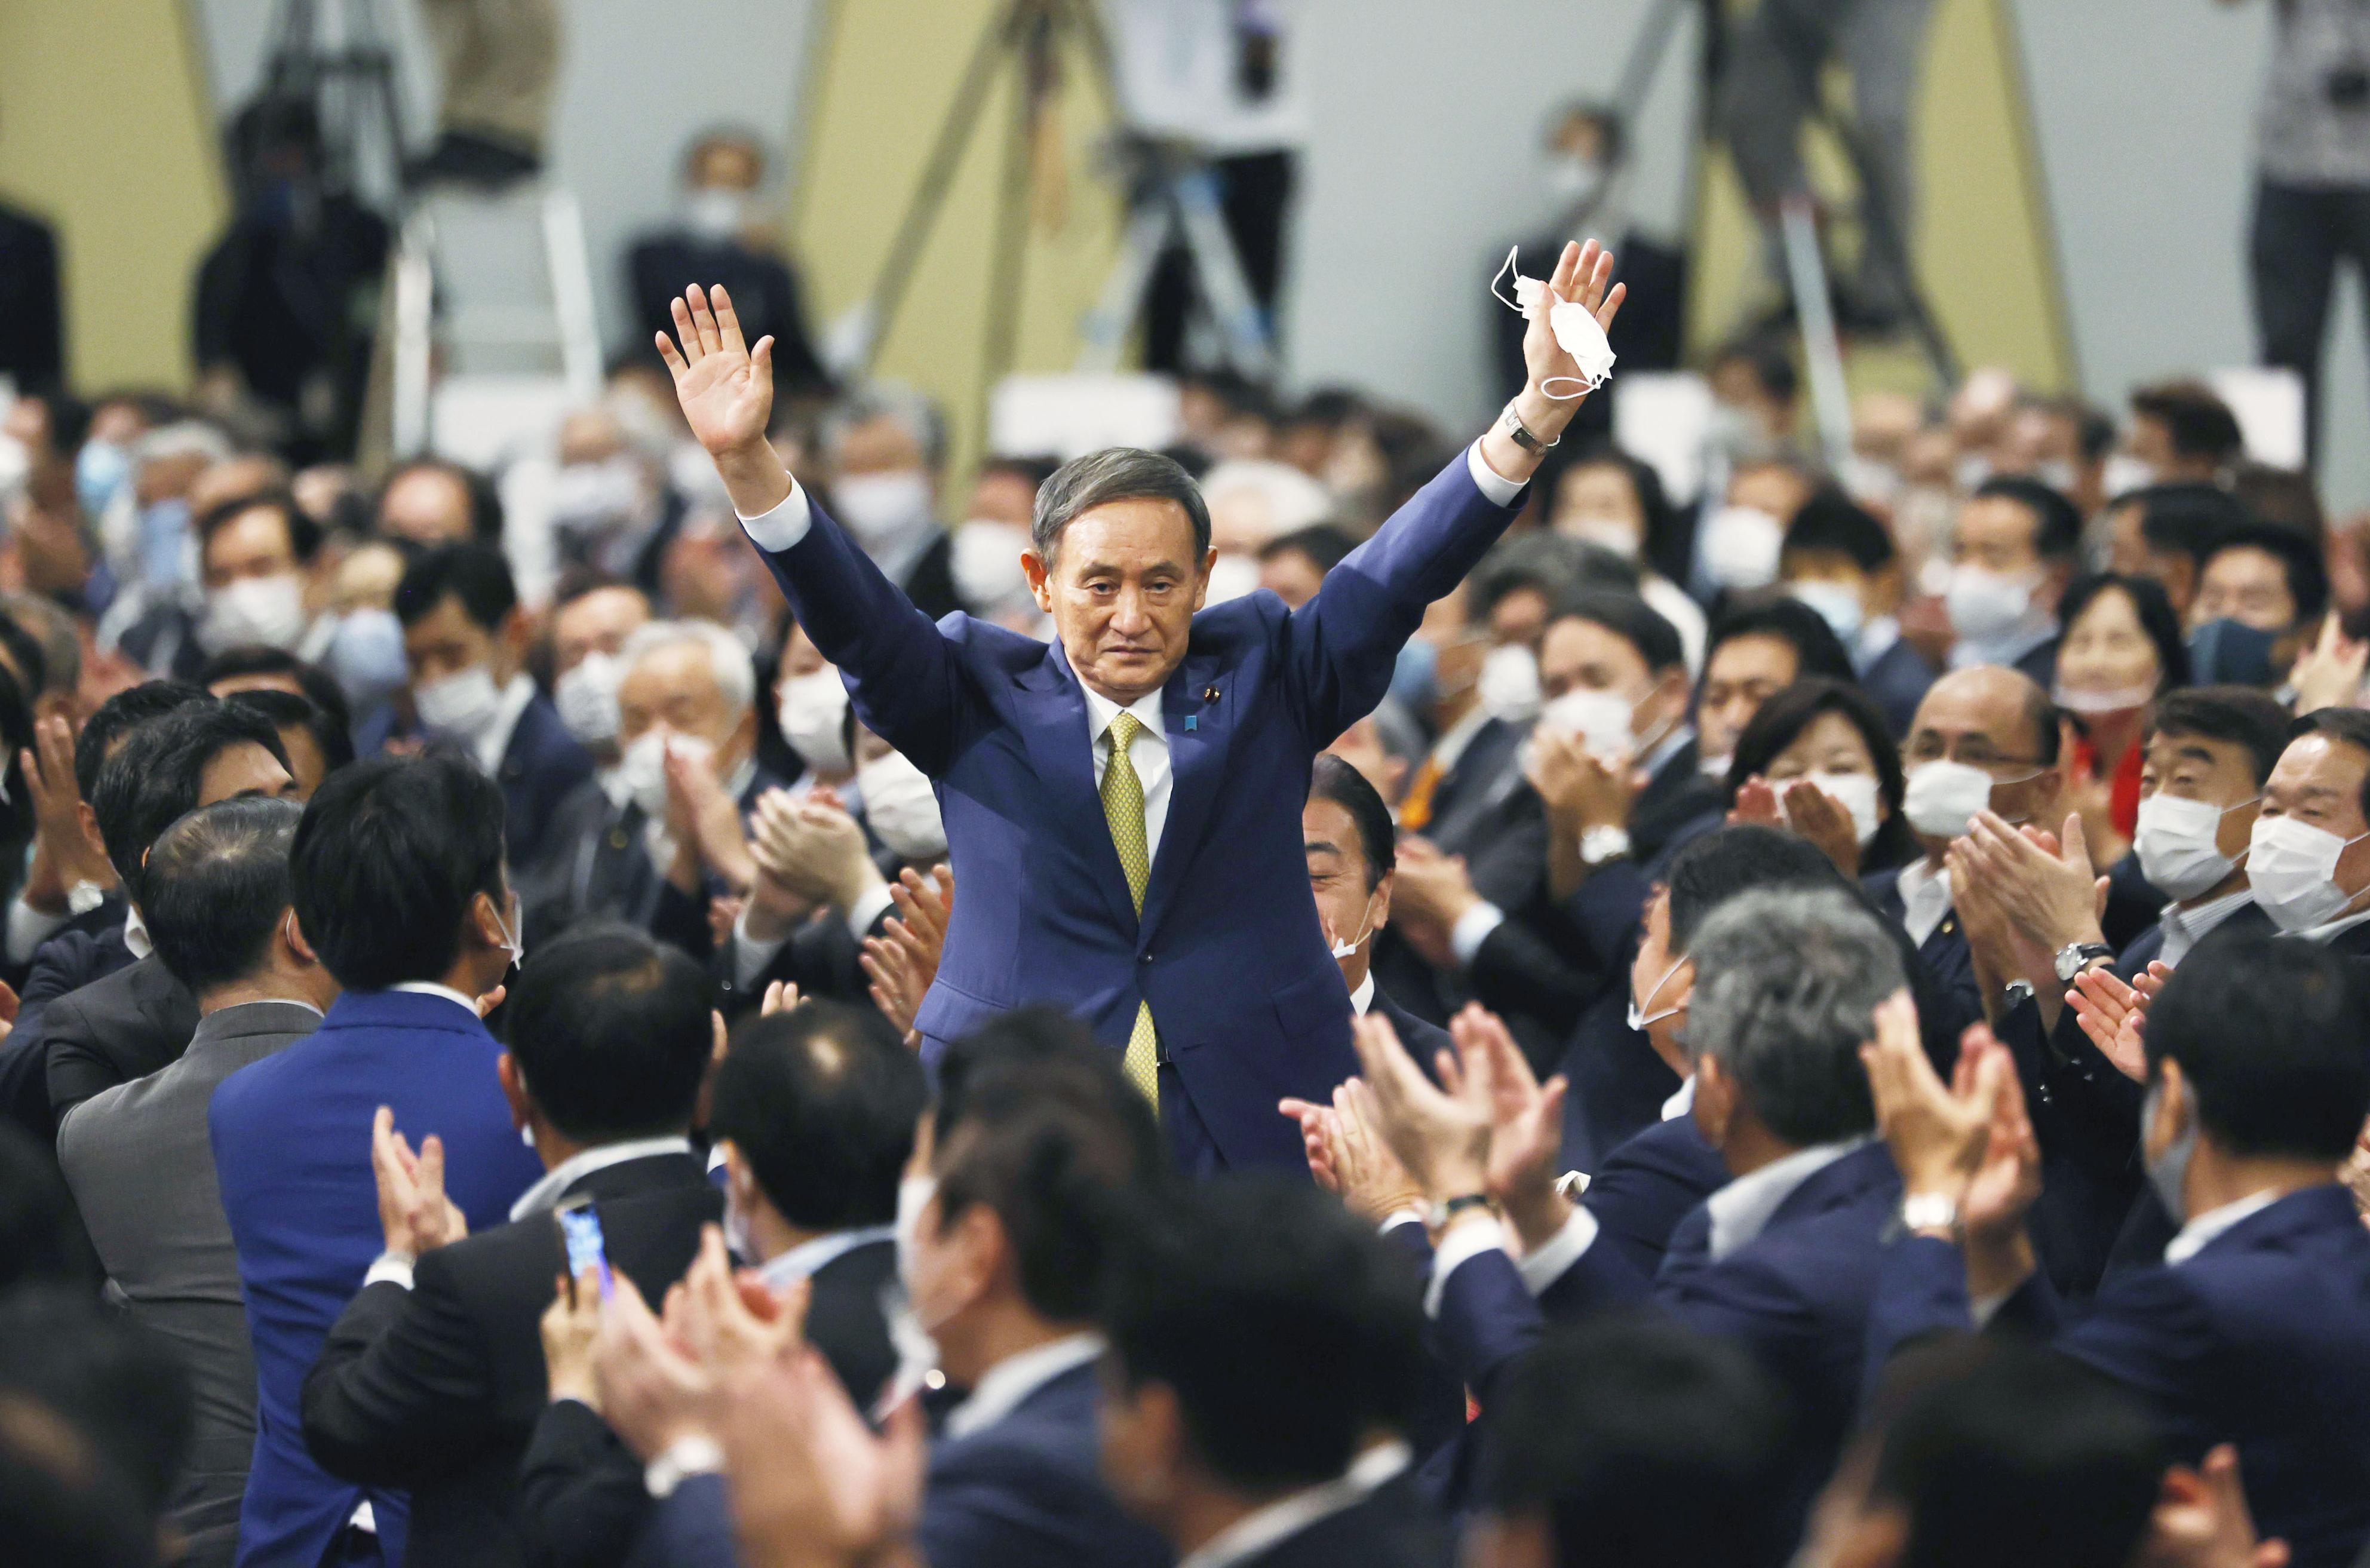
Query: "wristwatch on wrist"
1499 400 1559 453
1579 825 1632 867
644 1434 724 1500
1899 1192 1961 1239
65 879 106 916
2053 941 2115 984
1427 1192 1493 1228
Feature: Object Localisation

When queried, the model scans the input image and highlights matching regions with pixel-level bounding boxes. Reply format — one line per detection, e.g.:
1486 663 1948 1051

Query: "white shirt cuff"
6 895 66 966
364 1253 416 1291
1450 902 1506 968
730 906 793 990
735 479 813 553
1466 440 1526 508
1379 1208 1427 1236
846 880 897 941
1424 1213 1510 1320
1515 1204 1599 1294
644 1434 724 1499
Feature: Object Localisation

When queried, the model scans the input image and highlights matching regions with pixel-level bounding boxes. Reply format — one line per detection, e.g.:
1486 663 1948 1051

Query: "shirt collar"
1175 1441 1411 1568
1639 721 1696 783
507 1135 698 1222
1348 972 1375 1015
1896 857 1955 947
1080 682 1168 751
1661 1073 1696 1120
2294 904 2370 947
2164 1188 2284 1265
477 674 540 774
389 981 483 1017
943 1331 1105 1441
122 904 152 961
1427 704 1493 775
1854 615 1902 671
1703 1136 1873 1260
757 1225 895 1290
1948 619 2056 672
2159 886 2256 957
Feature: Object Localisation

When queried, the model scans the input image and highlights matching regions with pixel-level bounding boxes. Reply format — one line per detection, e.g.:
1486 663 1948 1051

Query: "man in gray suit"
58 796 338 1567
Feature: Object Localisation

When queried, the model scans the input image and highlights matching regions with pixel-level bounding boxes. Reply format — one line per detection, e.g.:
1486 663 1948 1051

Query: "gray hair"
1031 447 1211 567
621 618 756 717
1681 887 1901 1146
822 382 948 473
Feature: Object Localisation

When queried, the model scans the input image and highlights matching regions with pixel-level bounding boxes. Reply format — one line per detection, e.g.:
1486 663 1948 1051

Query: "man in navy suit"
1865 935 2370 1568
211 756 544 1567
1097 1179 1450 1568
1365 886 1908 1526
653 247 1628 1171
1941 477 2082 689
1303 755 1452 1068
394 544 595 878
1779 489 1935 737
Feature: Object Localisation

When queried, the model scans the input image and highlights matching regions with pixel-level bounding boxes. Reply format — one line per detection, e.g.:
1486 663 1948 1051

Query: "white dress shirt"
2156 887 2257 968
2294 904 2370 949
1895 857 1954 950
943 1331 1106 1441
1175 1441 1413 1568
507 1136 697 1222
389 981 481 1017
1347 972 1375 1015
2163 1189 2283 1265
756 1224 896 1289
1702 1136 1872 1261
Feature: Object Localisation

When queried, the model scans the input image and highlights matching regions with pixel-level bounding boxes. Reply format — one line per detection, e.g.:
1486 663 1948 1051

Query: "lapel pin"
1184 714 1198 731
1201 685 1221 703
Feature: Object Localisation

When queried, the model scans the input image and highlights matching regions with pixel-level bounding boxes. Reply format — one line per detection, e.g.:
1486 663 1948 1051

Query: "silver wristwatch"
1900 1192 1961 1237
1579 825 1632 867
1500 400 1559 453
2053 941 2114 984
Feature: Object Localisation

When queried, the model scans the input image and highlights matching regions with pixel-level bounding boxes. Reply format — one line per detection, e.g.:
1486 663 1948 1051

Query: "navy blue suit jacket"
1581 1111 1731 1281
1862 864 1982 1045
209 990 544 1568
745 454 1521 1171
1866 1186 2370 1568
495 694 597 875
1859 635 1936 738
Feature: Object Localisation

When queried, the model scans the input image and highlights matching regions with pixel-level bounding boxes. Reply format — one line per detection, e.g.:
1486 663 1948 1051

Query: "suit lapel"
1140 652 1228 943
1015 645 1140 938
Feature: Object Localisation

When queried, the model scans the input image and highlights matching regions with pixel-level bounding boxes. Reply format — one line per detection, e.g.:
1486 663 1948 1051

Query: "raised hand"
1446 1004 1571 1250
1778 778 1862 877
2289 612 2368 718
658 284 775 459
1350 1010 1493 1202
1861 994 1993 1199
372 1105 468 1258
2067 965 2150 1081
542 1269 604 1409
1519 239 1625 403
722 1354 928 1568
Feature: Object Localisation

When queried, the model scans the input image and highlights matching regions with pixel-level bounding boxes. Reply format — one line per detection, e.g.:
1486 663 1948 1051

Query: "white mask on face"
1798 770 1883 848
1329 890 1377 959
554 650 624 745
1489 246 1617 398
1540 688 1643 763
1628 958 1685 1032
895 1173 963 1333
1700 506 1785 590
684 186 748 243
951 520 1032 610
2052 681 2156 716
2102 453 2157 499
1542 155 1607 210
1945 564 2040 646
670 441 731 508
2246 815 2370 932
1205 552 1261 605
551 455 643 535
856 748 945 861
619 729 716 821
1789 580 1865 645
777 667 852 774
722 1162 756 1262
1562 518 1643 561
1699 752 1734 781
199 573 309 654
415 665 504 741
1478 643 1542 723
831 471 934 548
2134 792 2254 902
1902 759 2001 840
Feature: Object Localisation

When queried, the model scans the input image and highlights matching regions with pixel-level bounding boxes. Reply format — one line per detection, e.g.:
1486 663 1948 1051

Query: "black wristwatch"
1428 1192 1493 1228
2053 941 2115 984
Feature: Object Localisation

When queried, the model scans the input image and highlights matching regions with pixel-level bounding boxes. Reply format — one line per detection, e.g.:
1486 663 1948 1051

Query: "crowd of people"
0 226 2366 1568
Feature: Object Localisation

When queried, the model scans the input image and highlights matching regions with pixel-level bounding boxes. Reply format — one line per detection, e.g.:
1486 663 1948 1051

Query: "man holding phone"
298 925 721 1568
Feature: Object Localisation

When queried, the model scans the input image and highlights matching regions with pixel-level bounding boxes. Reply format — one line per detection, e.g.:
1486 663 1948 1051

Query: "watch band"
1500 400 1559 453
1579 825 1632 867
1428 1192 1493 1228
2053 941 2115 984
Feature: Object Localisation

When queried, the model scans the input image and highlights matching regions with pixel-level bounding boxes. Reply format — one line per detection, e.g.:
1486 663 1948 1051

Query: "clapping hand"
2066 960 2169 1082
372 1106 468 1259
2140 1446 2291 1568
1278 1078 1424 1225
752 794 883 912
723 1355 928 1568
1349 1010 1493 1205
1445 1004 1571 1250
2289 613 2368 718
1387 837 1481 968
662 738 755 895
541 1269 604 1409
1963 810 2107 953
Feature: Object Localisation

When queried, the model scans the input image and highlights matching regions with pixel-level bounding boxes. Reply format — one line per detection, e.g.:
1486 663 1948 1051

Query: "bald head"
1903 665 2064 849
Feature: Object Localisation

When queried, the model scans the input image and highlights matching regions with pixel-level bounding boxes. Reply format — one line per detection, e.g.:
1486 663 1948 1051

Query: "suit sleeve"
1278 450 1524 747
515 1400 658 1568
740 495 964 777
637 1471 742 1568
43 998 113 1120
301 1258 498 1487
2051 1264 2221 1455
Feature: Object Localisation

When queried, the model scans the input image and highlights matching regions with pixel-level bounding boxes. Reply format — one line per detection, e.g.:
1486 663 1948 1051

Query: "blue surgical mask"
2141 1079 2196 1222
75 441 130 521
1388 637 1438 714
139 498 192 590
327 607 410 707
2186 618 2280 688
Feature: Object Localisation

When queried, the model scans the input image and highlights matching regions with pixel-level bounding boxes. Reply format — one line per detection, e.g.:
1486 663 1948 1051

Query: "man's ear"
1193 548 1218 611
281 907 318 966
496 1051 532 1132
1371 869 1395 932
1021 550 1054 613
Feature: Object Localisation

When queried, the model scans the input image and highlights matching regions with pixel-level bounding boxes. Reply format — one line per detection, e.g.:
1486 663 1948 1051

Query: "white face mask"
1489 246 1617 398
895 1173 963 1334
2246 815 2370 932
856 748 945 861
684 186 749 243
554 650 624 745
619 729 716 821
551 455 643 535
1700 505 1784 590
1789 580 1865 645
1543 154 1607 210
1699 752 1734 781
415 665 504 741
2053 681 2156 716
1478 643 1542 723
951 520 1033 610
1902 759 2002 840
670 440 730 508
722 1161 757 1262
1562 518 1643 561
2134 792 2253 902
1205 551 1261 605
1798 770 1883 848
777 667 852 774
1945 564 2040 646
2102 453 2157 499
832 471 934 548
1628 958 1685 1032
1328 890 1377 959
199 573 309 654
1540 687 1646 763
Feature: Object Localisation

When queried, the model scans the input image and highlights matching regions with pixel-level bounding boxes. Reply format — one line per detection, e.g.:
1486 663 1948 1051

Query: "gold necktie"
1100 711 1160 1105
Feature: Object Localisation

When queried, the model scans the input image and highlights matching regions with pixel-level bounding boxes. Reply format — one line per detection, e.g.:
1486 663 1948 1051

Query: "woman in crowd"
1724 676 1917 877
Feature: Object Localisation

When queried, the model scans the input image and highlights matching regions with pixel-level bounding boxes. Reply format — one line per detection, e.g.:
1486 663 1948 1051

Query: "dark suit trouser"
2251 179 2370 468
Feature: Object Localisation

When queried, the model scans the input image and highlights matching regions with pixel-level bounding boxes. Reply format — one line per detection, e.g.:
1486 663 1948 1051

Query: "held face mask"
1490 246 1617 400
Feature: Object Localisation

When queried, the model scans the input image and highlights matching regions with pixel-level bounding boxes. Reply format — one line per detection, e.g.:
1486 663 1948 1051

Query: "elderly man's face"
1902 666 2061 845
1024 500 1212 705
618 640 748 767
552 586 651 677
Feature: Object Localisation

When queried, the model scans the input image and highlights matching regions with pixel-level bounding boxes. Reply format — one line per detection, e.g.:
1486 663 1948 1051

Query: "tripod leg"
980 45 1039 403
1077 204 1178 373
853 7 1017 375
1171 168 1273 378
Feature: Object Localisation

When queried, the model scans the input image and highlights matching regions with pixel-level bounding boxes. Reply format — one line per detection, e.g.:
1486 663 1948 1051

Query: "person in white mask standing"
394 544 595 877
819 386 963 621
1943 477 2083 686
